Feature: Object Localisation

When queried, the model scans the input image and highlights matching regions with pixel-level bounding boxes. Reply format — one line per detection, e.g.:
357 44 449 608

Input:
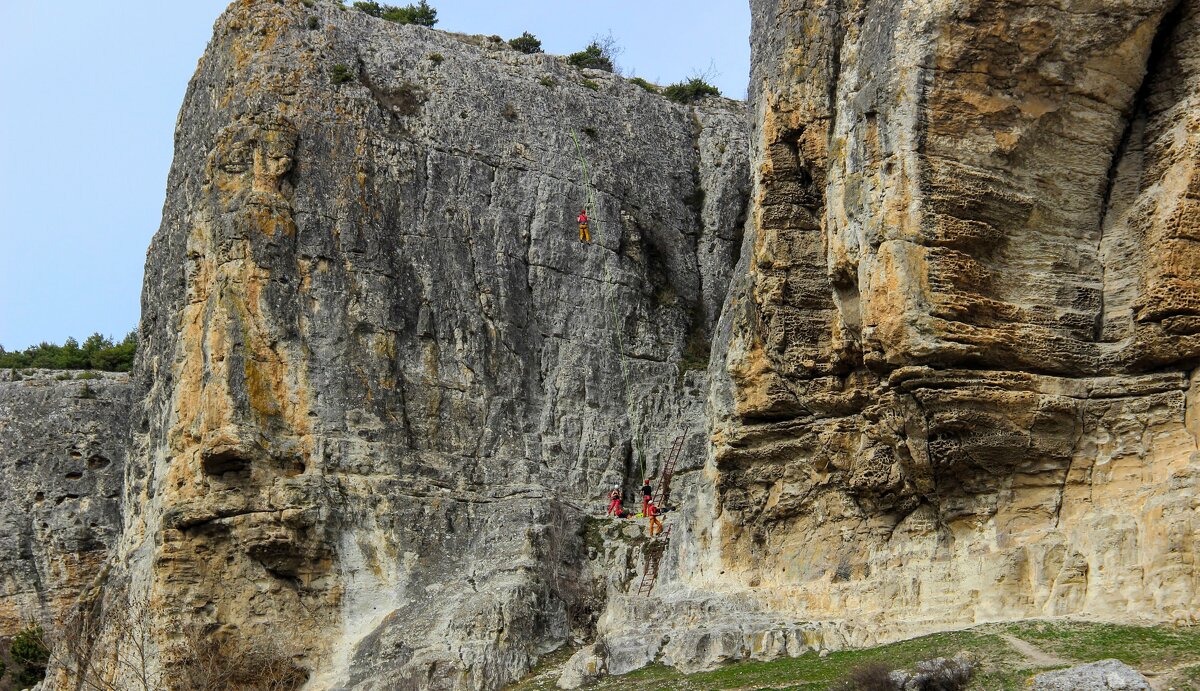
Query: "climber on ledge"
606 484 623 516
642 478 653 515
578 208 590 243
647 499 663 537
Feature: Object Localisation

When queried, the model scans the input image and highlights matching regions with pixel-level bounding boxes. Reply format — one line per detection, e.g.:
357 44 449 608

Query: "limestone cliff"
0 370 129 635
106 0 748 688
7 0 1200 688
681 0 1200 652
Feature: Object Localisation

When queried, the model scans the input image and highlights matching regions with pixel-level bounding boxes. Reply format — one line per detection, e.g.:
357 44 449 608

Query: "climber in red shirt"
606 484 622 516
577 209 590 243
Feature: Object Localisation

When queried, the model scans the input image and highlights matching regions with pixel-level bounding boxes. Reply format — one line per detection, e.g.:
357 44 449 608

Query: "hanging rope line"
570 128 645 478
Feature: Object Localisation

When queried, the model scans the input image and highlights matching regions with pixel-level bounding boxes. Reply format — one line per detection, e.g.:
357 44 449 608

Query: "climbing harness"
571 128 645 476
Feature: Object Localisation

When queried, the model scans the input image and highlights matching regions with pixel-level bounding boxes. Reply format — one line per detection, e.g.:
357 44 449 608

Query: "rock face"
0 370 129 635
684 0 1200 648
107 0 747 688
10 0 1200 687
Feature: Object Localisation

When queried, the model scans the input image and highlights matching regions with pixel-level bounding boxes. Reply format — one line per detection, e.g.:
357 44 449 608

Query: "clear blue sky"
0 1 749 351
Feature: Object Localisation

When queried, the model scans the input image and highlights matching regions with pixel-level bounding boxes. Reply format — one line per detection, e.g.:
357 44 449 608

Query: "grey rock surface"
100 0 749 688
0 370 129 635
1031 659 1151 691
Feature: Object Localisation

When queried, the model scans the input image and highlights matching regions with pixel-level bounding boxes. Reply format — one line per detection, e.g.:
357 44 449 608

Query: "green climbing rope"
570 128 645 477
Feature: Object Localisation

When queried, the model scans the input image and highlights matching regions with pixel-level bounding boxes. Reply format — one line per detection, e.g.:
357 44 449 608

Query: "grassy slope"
509 621 1200 690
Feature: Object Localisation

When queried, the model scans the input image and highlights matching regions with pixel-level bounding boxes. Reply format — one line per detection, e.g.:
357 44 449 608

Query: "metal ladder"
636 524 672 596
652 434 685 508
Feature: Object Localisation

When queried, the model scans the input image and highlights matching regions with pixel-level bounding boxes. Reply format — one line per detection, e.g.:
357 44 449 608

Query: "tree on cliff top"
568 33 622 73
351 1 437 26
662 77 721 104
508 32 543 54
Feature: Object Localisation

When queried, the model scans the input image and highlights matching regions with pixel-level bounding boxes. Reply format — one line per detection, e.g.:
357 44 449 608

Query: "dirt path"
1001 634 1073 668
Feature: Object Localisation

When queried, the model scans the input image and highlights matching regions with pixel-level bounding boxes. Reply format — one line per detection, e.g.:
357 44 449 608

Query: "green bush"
353 0 437 26
629 77 658 93
428 52 444 64
662 77 720 104
10 624 49 686
538 76 556 88
0 331 137 372
580 79 599 91
508 32 543 54
330 63 354 84
567 43 614 72
306 16 320 29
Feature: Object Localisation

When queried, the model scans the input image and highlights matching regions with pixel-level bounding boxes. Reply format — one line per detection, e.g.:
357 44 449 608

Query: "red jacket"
578 211 589 223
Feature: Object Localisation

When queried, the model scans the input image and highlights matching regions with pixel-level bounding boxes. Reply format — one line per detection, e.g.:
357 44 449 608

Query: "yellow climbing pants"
579 223 590 242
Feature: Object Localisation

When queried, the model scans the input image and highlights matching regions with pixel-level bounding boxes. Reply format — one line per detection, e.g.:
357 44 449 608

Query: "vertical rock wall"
111 0 749 688
687 0 1200 647
0 371 129 636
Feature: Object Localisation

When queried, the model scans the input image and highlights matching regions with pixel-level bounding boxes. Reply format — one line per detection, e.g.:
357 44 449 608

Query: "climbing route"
572 131 685 599
570 128 645 475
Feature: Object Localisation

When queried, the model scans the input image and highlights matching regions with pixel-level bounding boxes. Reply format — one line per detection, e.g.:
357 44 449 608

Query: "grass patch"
580 79 599 91
538 76 556 88
510 621 1200 691
1004 620 1200 668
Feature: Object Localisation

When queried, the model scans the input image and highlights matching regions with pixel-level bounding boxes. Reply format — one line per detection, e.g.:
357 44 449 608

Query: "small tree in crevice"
330 64 354 84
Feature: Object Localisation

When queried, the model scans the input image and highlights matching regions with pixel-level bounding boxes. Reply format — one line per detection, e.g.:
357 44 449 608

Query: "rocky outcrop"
0 370 129 635
677 0 1200 649
104 0 748 688
1032 659 1151 691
